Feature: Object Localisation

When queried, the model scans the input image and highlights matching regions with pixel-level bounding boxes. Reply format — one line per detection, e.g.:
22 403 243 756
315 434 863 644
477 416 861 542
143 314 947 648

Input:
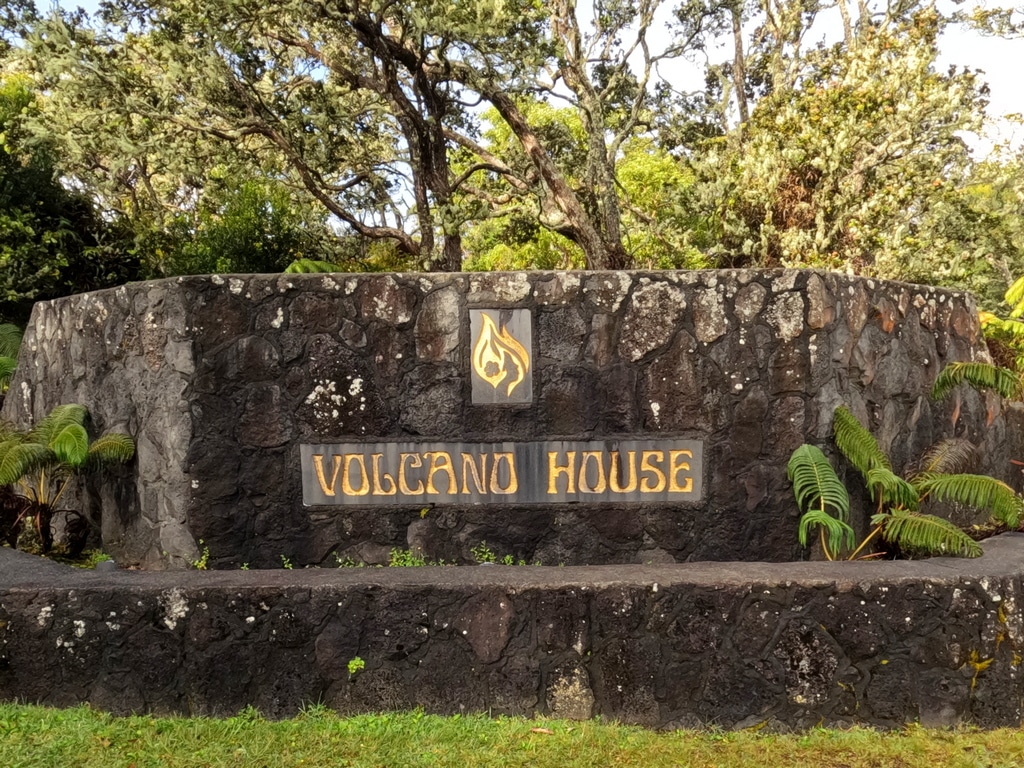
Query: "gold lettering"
424 451 458 495
490 452 519 494
609 450 638 493
371 454 397 496
341 453 371 496
312 454 343 497
547 451 577 494
640 450 667 493
461 453 488 495
578 451 608 494
668 450 694 493
398 453 425 495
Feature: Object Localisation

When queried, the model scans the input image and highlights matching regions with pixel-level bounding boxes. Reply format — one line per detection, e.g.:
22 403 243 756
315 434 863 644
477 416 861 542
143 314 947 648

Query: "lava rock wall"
1 270 1011 568
3 535 1024 728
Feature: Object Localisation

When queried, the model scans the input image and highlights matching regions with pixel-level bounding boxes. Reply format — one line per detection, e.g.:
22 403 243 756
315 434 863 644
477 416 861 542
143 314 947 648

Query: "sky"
52 0 1024 156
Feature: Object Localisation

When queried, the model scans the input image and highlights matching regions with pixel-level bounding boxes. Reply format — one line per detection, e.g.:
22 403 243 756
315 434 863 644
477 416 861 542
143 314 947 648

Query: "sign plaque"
469 309 532 404
301 439 703 506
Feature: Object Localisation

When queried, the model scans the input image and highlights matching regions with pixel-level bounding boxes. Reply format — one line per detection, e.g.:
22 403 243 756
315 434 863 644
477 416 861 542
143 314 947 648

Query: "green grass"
2 704 1024 767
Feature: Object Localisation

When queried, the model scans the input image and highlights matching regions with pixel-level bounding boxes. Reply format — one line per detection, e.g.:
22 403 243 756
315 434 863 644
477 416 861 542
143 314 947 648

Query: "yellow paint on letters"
371 454 397 496
312 454 342 497
461 453 488 495
640 450 667 493
608 450 638 493
490 452 518 494
547 451 576 494
398 453 425 495
341 453 370 496
669 449 694 493
425 451 458 495
579 451 608 494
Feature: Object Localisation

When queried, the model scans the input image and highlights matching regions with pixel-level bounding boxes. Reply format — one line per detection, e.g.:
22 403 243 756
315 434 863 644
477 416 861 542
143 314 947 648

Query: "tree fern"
0 324 21 359
1006 275 1024 318
914 473 1023 528
87 433 136 466
0 357 15 390
864 466 920 510
788 445 850 519
832 406 890 476
912 438 977 477
27 404 87 451
931 361 1023 401
788 444 853 558
876 509 982 558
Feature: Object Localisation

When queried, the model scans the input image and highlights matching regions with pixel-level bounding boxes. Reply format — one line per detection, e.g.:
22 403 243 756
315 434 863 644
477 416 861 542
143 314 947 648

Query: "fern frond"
931 362 1023 401
0 439 48 487
1006 275 1024 318
799 509 856 554
912 438 977 477
52 423 89 468
86 433 136 467
865 466 920 510
787 444 850 521
0 324 21 359
833 406 890 477
27 404 88 449
284 259 344 274
914 473 1023 528
877 509 982 557
0 357 15 389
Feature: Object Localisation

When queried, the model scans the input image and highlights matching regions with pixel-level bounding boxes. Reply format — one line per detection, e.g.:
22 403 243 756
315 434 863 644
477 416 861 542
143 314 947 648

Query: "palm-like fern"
284 258 344 274
0 404 135 552
931 361 1024 401
787 445 854 560
876 509 982 558
0 323 21 392
790 406 1019 560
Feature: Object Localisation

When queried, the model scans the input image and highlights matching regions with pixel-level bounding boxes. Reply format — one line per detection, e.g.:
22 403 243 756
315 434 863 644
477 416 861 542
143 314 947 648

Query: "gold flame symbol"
473 314 530 397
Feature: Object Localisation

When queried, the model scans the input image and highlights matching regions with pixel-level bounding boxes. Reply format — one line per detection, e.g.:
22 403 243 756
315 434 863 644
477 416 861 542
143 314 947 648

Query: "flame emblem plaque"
470 309 532 404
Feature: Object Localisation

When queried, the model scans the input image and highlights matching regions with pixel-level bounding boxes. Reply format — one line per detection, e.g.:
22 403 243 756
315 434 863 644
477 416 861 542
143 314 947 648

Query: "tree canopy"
2 0 1022 299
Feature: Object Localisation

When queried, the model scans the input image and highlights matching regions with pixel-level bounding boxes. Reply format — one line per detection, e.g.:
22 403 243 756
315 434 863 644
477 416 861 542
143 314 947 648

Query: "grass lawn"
2 703 1024 767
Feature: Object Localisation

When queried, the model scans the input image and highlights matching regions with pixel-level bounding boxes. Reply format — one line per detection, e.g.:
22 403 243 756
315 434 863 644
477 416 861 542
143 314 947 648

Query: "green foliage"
388 548 432 567
0 404 135 553
191 540 210 570
874 509 982 558
931 361 1024 401
787 445 853 559
347 657 366 676
0 322 19 393
790 406 1016 560
0 74 139 323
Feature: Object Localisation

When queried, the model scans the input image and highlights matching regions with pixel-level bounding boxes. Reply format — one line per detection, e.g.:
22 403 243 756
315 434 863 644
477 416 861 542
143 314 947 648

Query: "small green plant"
280 554 294 569
191 540 210 570
789 406 1023 560
388 548 430 567
240 562 249 571
347 656 366 676
471 541 497 563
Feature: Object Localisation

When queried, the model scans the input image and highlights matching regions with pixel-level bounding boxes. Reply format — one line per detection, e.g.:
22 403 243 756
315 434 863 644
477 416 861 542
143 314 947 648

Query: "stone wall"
4 535 1024 728
1 270 1011 569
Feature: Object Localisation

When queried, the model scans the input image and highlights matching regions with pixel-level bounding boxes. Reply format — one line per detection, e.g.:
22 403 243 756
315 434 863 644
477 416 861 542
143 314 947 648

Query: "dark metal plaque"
469 309 532 404
301 439 703 506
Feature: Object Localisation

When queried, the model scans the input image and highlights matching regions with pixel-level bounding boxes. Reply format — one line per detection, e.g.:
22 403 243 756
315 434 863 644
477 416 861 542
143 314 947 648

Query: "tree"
16 0 731 271
0 72 140 323
689 7 1000 284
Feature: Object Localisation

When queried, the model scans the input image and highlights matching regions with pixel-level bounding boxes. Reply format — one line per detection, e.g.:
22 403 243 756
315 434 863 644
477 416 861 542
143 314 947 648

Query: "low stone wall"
0 270 1010 568
3 535 1024 728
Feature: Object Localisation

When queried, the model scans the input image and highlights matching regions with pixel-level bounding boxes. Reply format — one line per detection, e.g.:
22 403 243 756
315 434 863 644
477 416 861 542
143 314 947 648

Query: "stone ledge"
3 535 1024 728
